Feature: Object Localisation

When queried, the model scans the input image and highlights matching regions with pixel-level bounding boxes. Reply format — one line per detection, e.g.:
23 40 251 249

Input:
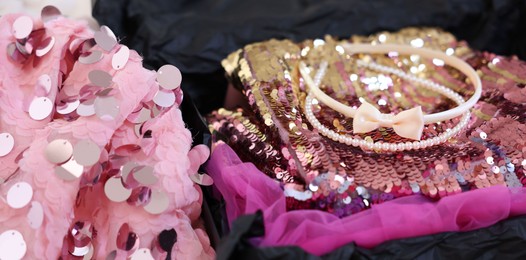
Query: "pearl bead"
405 141 413 150
381 143 390 151
351 139 359 147
413 141 421 149
428 139 436 147
373 143 381 150
425 140 432 147
389 144 397 151
397 143 405 151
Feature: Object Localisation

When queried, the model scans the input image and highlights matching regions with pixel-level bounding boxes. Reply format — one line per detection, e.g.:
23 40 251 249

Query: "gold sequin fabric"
209 28 526 217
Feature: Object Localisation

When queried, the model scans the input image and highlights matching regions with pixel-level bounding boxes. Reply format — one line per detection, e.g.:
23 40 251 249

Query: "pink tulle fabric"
207 143 526 256
0 12 214 259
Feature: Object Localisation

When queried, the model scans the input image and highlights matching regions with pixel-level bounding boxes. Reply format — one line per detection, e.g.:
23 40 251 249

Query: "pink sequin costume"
0 8 214 259
206 29 526 254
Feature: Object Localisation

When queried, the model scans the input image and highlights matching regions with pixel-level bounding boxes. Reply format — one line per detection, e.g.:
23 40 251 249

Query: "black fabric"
179 90 227 249
179 89 211 148
93 0 526 114
217 211 526 260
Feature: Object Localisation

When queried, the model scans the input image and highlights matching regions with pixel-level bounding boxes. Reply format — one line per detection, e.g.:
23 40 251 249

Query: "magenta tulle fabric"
207 143 526 255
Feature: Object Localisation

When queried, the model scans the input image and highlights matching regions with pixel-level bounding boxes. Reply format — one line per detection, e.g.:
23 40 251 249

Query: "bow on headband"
353 102 425 140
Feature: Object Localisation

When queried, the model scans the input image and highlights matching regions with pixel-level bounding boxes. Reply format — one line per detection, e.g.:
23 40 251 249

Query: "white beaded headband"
303 62 470 152
299 43 482 140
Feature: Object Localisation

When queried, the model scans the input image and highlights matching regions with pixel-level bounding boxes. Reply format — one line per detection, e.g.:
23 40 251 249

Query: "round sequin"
486 157 495 165
79 51 104 64
27 201 44 229
7 182 33 209
94 96 119 120
56 100 80 115
73 139 101 166
0 132 15 157
356 186 367 196
116 223 139 252
77 100 96 116
112 45 130 70
100 25 117 41
105 176 132 202
16 40 30 55
45 139 73 164
121 162 139 180
29 97 53 120
156 65 182 90
143 190 169 214
153 89 176 107
492 165 500 174
38 74 52 94
132 166 157 186
7 42 21 62
35 36 55 57
157 228 177 252
189 173 214 186
77 99 95 116
55 157 84 180
0 230 27 259
127 107 151 124
41 5 62 22
127 186 152 206
94 26 118 51
88 70 113 88
130 248 154 260
12 16 33 39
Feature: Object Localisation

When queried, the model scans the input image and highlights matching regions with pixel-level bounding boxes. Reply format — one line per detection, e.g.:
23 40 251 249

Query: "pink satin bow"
352 102 425 140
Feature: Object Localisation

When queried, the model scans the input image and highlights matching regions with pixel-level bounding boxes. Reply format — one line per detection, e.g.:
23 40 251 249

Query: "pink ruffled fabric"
0 11 214 259
207 143 526 256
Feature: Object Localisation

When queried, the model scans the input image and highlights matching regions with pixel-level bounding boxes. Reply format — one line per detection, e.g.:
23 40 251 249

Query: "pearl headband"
300 43 482 140
303 62 471 152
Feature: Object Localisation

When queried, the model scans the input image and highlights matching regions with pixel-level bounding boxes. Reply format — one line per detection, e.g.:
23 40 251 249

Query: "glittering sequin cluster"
209 28 526 217
0 7 210 259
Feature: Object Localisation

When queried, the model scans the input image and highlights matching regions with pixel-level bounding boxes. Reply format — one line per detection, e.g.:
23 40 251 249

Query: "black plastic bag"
93 0 526 113
217 211 526 260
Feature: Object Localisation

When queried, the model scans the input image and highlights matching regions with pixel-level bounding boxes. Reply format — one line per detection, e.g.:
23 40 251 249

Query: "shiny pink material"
0 11 213 259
